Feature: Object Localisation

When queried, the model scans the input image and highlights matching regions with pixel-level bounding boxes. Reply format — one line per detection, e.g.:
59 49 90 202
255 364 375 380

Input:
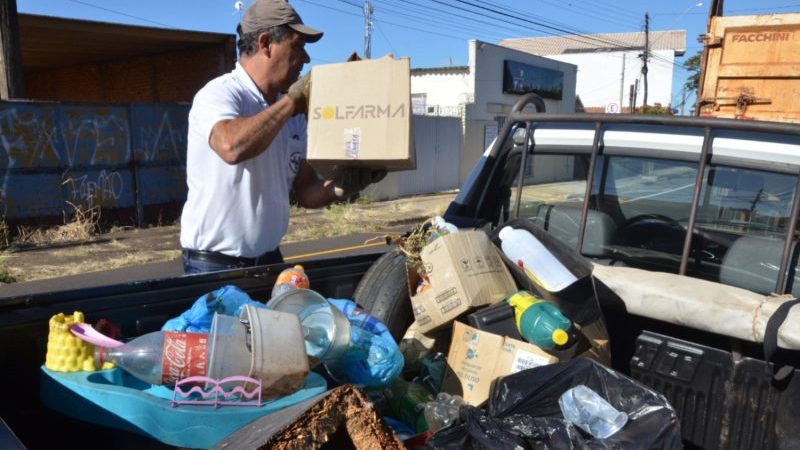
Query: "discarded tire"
353 250 413 341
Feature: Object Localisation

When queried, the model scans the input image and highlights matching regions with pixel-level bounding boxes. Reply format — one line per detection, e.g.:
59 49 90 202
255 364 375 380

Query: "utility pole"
640 13 650 107
629 84 635 113
363 0 374 59
633 79 640 112
619 53 626 110
0 0 24 100
680 86 688 116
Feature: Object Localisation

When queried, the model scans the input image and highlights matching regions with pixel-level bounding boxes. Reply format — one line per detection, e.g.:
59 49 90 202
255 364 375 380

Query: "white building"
500 31 686 113
411 40 577 183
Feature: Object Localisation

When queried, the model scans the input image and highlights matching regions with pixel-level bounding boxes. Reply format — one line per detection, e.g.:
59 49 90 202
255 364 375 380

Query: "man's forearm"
209 96 296 164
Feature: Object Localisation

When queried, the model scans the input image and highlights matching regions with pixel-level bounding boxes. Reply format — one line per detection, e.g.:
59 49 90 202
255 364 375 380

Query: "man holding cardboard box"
180 0 385 273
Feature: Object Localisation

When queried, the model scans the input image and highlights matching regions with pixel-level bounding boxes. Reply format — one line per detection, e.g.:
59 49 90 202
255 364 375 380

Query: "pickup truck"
3 94 800 449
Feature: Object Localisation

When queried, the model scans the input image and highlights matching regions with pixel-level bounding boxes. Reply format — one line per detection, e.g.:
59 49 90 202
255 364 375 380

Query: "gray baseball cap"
239 0 323 43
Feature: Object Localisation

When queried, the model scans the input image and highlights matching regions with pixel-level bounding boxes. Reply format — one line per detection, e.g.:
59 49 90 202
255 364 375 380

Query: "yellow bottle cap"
552 329 569 346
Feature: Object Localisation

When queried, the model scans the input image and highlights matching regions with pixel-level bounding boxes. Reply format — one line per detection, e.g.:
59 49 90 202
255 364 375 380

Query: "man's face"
270 31 310 91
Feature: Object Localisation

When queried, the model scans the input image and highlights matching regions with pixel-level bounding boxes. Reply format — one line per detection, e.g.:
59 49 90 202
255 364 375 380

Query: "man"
180 0 384 273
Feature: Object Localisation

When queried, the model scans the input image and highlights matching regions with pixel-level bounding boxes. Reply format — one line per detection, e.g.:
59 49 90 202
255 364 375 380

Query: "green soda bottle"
508 291 573 350
383 377 433 433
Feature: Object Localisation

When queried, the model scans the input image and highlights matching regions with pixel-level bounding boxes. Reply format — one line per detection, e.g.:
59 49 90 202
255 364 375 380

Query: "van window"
691 165 797 292
508 154 589 248
587 155 698 272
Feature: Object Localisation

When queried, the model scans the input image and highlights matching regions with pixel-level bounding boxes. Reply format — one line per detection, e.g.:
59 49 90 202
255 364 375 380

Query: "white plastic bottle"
497 226 577 292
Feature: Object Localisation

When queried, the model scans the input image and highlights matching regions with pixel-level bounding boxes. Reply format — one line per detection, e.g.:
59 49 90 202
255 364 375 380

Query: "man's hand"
331 167 388 199
287 72 311 116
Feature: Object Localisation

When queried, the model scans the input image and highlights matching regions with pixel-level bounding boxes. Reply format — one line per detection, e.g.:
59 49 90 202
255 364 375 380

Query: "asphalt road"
0 231 394 299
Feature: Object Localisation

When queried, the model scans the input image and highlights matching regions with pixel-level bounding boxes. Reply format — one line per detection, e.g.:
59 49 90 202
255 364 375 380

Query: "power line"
525 0 641 28
296 0 363 20
374 0 525 41
570 0 646 21
302 0 494 44
653 3 800 15
374 21 398 56
426 0 654 52
66 0 175 28
336 0 362 8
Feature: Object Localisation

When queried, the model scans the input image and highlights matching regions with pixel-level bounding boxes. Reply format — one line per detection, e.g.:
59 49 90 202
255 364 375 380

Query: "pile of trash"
42 217 683 449
379 216 682 449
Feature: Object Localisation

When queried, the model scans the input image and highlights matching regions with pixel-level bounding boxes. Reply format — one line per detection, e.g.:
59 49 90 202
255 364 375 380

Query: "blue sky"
16 0 800 110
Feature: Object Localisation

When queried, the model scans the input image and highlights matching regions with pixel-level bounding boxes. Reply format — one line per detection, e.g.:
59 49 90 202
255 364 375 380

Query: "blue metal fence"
0 101 189 225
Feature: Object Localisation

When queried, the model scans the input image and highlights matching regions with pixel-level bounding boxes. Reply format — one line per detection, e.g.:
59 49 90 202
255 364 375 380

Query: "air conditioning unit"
426 105 439 115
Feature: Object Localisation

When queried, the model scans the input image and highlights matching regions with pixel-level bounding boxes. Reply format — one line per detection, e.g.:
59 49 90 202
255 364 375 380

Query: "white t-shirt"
180 63 307 258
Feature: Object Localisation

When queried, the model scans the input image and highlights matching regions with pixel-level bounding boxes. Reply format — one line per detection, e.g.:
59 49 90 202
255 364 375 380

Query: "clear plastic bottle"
95 331 209 386
424 392 464 433
558 384 628 439
271 265 310 299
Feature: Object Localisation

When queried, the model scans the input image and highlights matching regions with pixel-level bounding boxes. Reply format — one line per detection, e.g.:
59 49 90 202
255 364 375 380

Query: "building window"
502 60 564 100
412 93 427 115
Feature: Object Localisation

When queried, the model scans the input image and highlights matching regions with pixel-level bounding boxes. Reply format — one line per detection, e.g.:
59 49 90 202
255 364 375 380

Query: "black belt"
182 248 283 267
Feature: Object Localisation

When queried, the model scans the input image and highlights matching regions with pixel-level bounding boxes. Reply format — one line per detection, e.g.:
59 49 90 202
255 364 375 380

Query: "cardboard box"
408 230 517 334
442 322 558 406
307 57 416 171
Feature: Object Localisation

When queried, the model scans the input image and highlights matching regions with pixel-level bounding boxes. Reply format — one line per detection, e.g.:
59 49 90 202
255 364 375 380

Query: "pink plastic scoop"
70 322 124 348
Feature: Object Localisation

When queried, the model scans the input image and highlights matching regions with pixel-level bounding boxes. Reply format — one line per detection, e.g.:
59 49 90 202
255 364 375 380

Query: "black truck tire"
353 250 413 341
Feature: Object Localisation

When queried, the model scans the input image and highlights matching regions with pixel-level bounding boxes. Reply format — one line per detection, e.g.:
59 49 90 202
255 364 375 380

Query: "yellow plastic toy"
45 312 113 372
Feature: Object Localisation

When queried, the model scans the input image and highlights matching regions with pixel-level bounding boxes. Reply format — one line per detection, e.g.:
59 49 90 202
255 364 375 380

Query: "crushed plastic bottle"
424 392 464 433
558 384 628 439
428 216 458 243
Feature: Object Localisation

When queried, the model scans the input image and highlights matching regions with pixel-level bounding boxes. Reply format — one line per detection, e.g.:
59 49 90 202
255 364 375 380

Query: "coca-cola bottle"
96 331 209 386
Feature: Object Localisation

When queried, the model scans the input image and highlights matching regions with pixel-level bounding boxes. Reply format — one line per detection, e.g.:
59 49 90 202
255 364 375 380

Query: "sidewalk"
0 191 457 297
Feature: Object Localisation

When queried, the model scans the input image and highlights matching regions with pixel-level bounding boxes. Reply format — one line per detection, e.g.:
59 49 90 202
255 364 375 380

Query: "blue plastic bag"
161 285 265 332
325 299 404 387
328 298 393 341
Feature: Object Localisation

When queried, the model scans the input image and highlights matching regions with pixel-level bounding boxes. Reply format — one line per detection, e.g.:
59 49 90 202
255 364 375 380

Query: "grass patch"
14 203 100 247
0 254 16 284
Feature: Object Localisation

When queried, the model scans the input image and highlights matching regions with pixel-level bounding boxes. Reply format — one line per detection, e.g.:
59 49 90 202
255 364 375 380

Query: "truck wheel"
353 250 413 342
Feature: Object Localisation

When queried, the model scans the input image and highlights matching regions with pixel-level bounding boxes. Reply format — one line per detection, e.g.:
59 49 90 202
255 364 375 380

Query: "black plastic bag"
429 358 682 450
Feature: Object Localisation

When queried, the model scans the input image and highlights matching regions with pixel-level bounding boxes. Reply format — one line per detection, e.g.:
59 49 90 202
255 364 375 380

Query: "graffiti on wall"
0 102 189 222
63 170 125 207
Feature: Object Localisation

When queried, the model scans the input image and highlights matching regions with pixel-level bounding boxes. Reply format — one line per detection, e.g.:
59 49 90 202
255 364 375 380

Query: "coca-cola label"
161 332 208 385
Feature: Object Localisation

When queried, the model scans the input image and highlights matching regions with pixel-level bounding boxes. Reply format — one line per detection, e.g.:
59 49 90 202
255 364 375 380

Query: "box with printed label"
441 321 558 406
307 57 415 171
407 230 517 334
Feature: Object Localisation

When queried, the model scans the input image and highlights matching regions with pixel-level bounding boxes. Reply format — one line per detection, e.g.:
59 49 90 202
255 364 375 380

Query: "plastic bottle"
498 226 577 293
95 331 210 386
559 384 628 439
498 225 603 328
508 291 573 350
383 377 434 433
424 392 464 433
325 324 405 387
271 265 310 298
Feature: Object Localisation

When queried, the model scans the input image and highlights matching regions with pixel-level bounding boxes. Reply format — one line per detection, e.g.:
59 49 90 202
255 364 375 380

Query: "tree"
683 51 702 96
